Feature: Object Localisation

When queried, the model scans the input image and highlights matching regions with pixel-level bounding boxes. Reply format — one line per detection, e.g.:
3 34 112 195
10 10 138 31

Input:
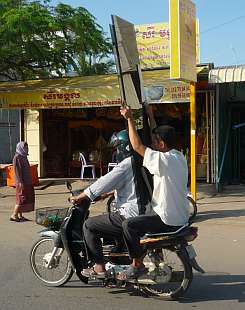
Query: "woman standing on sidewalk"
10 142 35 222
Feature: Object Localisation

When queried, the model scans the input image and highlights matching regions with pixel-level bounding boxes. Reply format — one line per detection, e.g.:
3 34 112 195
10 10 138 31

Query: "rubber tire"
187 196 197 223
140 248 193 300
30 237 74 287
106 195 116 213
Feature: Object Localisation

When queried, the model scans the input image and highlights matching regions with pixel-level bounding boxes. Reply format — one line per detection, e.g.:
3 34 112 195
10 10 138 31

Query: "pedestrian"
10 141 35 222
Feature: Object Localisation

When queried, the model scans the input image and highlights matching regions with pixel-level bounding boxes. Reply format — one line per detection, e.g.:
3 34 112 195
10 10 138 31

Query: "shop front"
0 74 122 177
0 65 214 181
209 65 245 189
143 65 215 183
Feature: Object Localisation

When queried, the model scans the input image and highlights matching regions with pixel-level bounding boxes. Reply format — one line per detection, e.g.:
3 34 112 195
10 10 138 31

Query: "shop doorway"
230 105 245 184
240 111 245 183
42 111 68 177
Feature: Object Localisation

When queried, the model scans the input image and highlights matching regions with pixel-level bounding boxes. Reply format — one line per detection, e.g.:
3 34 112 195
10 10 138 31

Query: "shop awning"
0 74 122 109
209 65 245 83
0 66 208 109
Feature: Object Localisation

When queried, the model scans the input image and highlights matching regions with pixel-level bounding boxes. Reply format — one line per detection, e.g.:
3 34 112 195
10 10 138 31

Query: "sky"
51 0 245 67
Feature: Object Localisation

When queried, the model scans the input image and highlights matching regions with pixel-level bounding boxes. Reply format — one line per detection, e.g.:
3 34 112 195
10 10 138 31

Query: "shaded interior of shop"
153 95 208 182
218 83 245 185
229 104 245 184
42 96 209 181
42 107 124 177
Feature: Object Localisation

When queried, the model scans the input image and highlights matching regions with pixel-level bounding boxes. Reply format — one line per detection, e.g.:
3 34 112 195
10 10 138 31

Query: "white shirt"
143 147 189 226
84 157 139 219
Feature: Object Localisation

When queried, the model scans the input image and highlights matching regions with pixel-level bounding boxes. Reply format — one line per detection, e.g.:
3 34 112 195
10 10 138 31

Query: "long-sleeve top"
13 154 32 185
84 157 139 219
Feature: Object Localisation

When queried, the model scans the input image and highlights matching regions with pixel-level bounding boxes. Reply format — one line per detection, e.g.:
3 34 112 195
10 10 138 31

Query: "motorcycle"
30 182 204 300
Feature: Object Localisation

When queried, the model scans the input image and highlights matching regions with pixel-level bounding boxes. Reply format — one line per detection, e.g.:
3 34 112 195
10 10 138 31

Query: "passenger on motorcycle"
119 106 190 280
70 129 147 278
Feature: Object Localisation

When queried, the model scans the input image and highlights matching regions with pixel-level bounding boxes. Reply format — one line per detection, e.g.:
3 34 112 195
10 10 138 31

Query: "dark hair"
152 125 176 148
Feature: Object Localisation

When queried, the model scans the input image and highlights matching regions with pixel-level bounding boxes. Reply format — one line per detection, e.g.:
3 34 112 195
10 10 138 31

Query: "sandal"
19 217 30 222
10 217 20 222
117 265 148 281
81 267 107 279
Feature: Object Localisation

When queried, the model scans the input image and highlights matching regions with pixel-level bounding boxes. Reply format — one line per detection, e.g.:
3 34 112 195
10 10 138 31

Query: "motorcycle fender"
185 245 205 274
190 258 205 274
179 245 205 274
39 229 58 238
39 230 63 248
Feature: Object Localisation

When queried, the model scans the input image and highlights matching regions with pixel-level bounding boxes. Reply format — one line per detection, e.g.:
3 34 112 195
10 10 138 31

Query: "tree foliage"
0 0 113 80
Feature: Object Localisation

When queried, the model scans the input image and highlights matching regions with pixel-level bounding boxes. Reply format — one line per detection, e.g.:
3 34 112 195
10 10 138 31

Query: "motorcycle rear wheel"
140 248 193 300
187 195 197 222
30 237 73 287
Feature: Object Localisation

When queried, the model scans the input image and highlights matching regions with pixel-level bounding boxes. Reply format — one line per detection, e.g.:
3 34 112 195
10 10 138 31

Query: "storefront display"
42 107 124 177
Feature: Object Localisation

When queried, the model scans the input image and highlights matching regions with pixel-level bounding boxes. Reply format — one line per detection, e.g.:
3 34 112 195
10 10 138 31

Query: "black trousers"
122 214 181 259
83 213 125 264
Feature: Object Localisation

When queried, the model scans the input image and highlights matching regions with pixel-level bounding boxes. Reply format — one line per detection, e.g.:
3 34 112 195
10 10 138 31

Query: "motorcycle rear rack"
104 252 129 257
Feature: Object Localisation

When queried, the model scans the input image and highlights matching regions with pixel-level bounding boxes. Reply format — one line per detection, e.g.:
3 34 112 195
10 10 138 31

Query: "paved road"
1 181 245 310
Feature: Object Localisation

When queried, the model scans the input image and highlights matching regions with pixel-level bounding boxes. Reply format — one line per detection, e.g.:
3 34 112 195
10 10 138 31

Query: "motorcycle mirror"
66 181 72 192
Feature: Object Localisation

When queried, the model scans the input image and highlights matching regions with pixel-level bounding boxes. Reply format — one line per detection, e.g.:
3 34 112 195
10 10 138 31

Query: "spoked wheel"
187 195 197 222
139 248 193 300
30 237 73 287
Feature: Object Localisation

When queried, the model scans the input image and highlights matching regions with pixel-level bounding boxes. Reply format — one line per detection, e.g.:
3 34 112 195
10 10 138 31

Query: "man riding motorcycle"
118 106 190 280
71 129 150 278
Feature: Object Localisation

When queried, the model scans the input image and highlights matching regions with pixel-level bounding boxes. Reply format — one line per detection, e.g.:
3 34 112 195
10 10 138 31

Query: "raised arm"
120 107 146 157
145 104 157 131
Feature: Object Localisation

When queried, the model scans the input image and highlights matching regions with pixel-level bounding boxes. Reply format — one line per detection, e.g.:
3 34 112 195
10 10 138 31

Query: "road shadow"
198 198 245 204
57 273 245 302
193 209 245 223
182 273 245 303
37 179 78 186
65 278 149 297
0 191 70 198
111 273 245 302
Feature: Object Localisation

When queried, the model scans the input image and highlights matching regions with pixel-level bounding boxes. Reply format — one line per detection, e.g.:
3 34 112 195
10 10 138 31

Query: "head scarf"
16 141 28 157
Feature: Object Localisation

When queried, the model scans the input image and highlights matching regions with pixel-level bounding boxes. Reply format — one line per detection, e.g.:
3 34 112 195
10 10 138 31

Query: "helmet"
109 129 131 162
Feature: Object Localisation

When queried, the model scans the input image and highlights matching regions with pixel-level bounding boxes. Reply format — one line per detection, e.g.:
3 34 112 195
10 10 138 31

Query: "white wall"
24 109 43 176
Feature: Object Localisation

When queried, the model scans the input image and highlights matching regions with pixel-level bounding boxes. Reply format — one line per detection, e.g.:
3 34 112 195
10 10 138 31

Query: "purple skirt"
16 183 35 212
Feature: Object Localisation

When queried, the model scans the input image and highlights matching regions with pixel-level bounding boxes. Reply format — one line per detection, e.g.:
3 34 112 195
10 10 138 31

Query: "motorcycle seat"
140 224 191 244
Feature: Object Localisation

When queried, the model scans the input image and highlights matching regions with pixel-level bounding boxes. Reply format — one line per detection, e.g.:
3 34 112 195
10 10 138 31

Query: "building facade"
0 66 213 182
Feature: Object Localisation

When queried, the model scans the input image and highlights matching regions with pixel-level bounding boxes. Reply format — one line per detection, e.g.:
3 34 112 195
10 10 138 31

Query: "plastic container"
6 164 39 187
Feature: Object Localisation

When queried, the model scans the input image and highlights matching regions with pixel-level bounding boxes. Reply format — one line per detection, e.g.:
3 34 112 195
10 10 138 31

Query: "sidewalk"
0 179 245 225
0 179 107 218
195 183 245 225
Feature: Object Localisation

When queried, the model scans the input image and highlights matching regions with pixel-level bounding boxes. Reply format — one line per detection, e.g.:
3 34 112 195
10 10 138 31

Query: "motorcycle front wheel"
139 247 193 300
30 237 73 287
